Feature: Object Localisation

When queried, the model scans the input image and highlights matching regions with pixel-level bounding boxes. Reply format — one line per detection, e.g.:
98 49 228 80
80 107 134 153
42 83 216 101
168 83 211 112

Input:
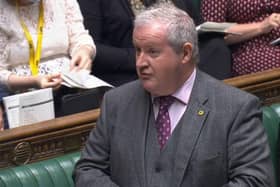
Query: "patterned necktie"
155 96 175 150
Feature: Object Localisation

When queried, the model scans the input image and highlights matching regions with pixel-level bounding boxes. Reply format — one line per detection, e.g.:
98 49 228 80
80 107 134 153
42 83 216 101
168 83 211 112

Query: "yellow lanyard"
16 0 44 75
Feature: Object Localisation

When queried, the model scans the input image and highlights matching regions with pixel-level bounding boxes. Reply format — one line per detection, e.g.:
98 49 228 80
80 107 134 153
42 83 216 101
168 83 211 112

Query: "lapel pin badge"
198 110 204 116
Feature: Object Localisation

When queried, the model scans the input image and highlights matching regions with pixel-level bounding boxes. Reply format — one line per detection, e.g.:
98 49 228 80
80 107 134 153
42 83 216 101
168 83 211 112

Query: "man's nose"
136 52 148 67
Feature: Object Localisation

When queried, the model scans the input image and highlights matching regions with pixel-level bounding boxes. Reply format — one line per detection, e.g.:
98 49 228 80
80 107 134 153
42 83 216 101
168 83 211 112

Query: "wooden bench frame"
0 67 280 169
0 109 99 169
225 68 280 106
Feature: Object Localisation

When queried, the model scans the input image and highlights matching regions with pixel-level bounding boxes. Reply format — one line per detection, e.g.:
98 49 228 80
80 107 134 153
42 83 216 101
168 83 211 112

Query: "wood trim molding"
0 109 99 168
224 68 280 105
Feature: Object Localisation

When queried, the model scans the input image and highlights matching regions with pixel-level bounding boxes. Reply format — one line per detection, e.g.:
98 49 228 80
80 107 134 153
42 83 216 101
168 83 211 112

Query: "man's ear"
181 43 193 64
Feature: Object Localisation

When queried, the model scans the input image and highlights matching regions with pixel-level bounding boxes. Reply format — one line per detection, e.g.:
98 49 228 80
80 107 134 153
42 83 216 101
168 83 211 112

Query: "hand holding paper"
196 21 240 35
70 45 94 71
61 69 113 89
37 73 62 89
270 37 280 46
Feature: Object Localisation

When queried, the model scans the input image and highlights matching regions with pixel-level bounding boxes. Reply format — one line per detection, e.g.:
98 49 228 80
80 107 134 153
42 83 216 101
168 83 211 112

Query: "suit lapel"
128 86 151 187
172 70 210 187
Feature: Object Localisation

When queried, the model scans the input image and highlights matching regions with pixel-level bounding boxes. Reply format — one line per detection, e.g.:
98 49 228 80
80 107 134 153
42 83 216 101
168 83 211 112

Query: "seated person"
0 0 96 129
74 4 274 187
201 0 280 76
78 0 232 87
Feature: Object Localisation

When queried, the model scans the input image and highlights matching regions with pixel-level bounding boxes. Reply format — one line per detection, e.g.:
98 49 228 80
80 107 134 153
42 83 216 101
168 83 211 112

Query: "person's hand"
70 45 93 72
36 73 62 90
260 13 280 34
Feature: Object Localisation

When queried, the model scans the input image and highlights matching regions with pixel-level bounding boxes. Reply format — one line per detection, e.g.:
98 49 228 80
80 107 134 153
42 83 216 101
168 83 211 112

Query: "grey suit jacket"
74 70 275 187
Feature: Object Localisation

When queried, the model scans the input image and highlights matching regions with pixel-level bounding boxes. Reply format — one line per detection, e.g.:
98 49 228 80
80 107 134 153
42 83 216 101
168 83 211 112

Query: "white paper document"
270 37 280 46
196 21 239 35
3 88 54 128
61 69 113 89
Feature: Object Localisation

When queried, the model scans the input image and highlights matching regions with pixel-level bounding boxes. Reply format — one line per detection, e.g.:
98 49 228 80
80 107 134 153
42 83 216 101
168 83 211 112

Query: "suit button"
155 166 161 172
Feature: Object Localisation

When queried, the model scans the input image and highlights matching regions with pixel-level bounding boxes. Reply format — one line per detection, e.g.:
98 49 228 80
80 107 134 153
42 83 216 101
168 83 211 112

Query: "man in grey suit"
74 3 275 187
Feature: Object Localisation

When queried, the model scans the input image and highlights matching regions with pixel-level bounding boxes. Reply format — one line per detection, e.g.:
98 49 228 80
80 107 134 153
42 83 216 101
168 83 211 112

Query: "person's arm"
78 0 136 73
225 13 280 44
0 28 11 86
63 0 96 71
0 21 62 92
7 73 62 91
73 93 119 187
201 0 280 45
224 96 275 187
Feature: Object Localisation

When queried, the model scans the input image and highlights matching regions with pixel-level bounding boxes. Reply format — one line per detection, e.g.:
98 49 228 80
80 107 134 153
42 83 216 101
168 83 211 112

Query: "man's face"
133 23 186 96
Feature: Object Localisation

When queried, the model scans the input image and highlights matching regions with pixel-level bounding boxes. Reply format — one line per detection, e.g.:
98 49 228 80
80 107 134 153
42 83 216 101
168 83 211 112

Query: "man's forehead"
133 29 167 47
133 23 167 39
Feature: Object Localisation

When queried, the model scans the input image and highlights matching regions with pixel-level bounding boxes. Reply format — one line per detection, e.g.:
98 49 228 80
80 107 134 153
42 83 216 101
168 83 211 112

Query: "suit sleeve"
223 96 275 187
73 93 120 187
78 0 136 73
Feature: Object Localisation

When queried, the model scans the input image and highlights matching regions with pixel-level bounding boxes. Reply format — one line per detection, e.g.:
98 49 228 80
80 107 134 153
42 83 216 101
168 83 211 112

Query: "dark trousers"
198 34 232 80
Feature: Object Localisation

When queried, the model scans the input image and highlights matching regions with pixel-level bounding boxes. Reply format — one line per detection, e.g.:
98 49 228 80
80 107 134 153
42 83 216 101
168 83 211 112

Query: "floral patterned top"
0 0 95 85
201 0 280 76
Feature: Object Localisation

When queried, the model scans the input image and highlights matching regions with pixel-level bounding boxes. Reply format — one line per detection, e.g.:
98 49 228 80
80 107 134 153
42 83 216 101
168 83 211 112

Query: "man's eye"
149 49 159 56
135 48 141 56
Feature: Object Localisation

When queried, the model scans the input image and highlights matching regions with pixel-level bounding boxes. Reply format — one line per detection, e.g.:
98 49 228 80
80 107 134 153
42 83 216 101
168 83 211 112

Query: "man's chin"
140 80 158 94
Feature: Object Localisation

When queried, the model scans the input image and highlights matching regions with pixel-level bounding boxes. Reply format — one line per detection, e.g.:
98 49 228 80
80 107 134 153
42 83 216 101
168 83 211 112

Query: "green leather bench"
0 152 80 187
263 104 280 186
0 104 279 187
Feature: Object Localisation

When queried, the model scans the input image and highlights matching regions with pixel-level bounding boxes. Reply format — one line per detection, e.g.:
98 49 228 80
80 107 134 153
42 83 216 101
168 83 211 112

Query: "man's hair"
134 3 199 64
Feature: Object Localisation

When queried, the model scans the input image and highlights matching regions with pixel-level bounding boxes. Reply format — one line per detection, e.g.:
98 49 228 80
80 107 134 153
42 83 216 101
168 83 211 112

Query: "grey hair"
134 3 199 64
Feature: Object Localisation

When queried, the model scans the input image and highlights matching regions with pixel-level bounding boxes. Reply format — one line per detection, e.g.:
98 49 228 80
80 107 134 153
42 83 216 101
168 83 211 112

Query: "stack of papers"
61 69 113 89
3 88 54 128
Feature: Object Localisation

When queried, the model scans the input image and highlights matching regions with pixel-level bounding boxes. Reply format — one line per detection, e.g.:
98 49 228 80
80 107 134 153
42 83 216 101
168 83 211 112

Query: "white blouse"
0 0 95 85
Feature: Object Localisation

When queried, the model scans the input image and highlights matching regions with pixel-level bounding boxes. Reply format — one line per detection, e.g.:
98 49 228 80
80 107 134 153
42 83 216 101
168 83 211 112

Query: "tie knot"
157 96 175 109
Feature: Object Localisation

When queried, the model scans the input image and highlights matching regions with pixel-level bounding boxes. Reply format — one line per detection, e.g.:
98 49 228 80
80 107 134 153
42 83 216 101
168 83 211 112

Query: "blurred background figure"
78 0 232 86
201 0 280 76
0 0 96 129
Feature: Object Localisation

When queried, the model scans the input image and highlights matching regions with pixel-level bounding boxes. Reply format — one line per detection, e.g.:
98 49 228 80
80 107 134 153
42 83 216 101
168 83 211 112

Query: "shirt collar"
152 68 196 105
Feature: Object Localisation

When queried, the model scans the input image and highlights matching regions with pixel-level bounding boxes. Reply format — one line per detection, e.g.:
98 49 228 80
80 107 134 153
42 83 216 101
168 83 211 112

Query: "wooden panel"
224 68 280 105
0 109 99 169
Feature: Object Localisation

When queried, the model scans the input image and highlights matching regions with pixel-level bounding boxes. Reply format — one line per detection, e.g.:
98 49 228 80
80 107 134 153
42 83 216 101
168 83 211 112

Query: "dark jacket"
78 0 232 86
74 70 274 187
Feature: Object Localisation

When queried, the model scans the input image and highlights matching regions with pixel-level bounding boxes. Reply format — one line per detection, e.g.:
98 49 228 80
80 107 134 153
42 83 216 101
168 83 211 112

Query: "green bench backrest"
0 152 80 187
263 106 280 169
270 103 280 185
263 105 280 186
